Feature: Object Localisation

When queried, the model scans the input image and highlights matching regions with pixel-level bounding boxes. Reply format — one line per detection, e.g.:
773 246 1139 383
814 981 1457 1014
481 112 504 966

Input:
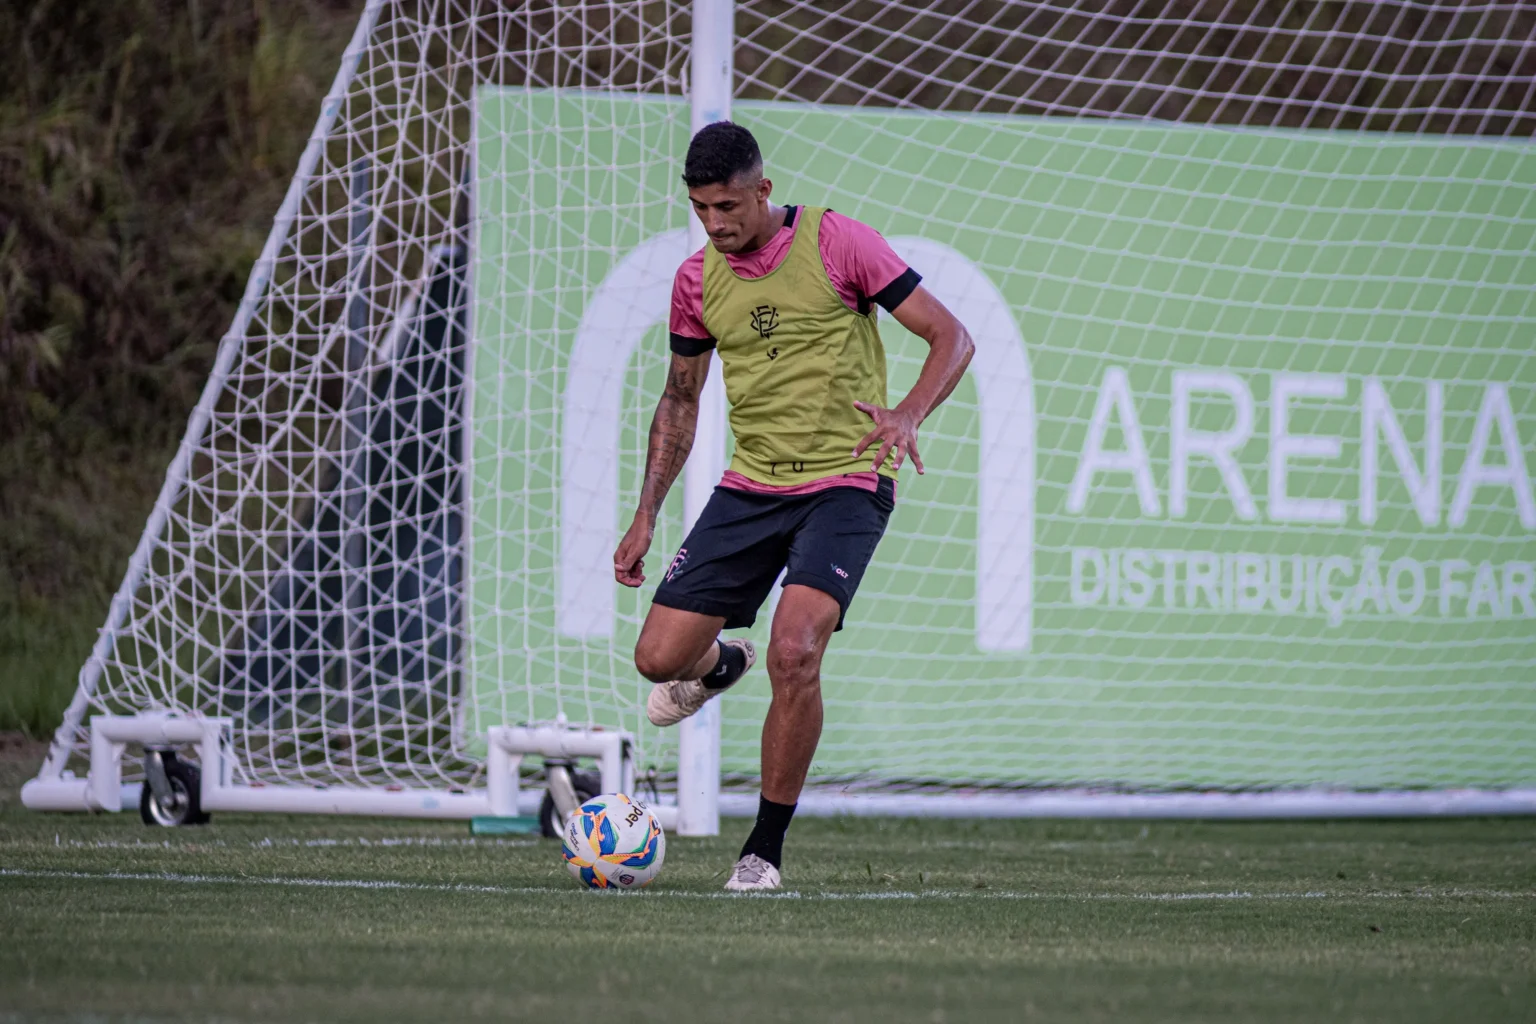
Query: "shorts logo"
750 304 779 339
832 564 849 579
666 547 689 582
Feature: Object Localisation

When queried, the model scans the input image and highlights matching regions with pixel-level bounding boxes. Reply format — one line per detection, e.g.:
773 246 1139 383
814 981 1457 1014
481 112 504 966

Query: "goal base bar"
24 777 1535 824
719 788 1536 820
470 816 542 836
22 777 685 831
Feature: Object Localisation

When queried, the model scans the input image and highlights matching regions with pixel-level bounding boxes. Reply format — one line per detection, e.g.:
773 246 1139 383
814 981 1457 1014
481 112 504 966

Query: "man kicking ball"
613 121 974 891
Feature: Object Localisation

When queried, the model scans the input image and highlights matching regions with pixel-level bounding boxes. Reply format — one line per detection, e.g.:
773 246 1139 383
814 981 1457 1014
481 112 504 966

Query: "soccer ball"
561 793 666 890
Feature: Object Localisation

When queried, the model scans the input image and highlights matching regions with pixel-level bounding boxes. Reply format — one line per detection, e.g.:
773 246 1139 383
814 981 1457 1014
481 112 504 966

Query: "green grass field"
1 744 1532 1023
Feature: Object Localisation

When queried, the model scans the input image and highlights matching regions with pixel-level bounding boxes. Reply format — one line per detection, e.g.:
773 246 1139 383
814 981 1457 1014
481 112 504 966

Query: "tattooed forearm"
640 400 696 516
637 353 708 519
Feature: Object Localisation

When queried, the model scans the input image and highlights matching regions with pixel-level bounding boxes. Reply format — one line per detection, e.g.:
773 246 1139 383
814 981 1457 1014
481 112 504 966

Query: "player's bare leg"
635 604 756 727
726 583 839 891
761 585 839 801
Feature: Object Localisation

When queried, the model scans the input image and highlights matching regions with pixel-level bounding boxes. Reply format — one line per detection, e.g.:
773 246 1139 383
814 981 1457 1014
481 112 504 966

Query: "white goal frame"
24 0 1536 829
23 0 713 833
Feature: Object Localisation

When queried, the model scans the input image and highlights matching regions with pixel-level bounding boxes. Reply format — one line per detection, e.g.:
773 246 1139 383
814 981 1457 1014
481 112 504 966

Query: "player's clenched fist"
614 514 655 587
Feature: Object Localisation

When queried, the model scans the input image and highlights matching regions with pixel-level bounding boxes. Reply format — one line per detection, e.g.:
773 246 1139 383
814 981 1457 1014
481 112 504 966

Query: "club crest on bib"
750 303 779 339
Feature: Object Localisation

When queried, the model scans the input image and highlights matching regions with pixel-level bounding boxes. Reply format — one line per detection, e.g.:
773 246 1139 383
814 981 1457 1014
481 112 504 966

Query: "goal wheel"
539 770 600 838
139 752 210 827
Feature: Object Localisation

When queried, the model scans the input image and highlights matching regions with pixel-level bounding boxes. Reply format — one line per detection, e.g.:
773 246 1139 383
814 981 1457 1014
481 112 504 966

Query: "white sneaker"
646 639 755 727
724 853 781 892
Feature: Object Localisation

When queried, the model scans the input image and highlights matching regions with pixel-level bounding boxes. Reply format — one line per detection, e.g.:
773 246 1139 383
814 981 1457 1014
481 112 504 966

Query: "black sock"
702 639 748 690
739 795 796 869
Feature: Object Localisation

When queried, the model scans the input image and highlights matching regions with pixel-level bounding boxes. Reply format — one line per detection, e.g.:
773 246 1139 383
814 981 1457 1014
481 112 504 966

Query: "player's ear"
758 176 773 202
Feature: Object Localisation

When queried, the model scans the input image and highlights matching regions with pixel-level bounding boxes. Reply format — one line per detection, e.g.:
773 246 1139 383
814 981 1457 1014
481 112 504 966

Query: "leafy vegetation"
0 0 356 733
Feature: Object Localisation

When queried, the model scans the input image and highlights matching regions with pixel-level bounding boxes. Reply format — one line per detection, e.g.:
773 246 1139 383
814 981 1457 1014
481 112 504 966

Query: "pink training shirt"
669 206 920 497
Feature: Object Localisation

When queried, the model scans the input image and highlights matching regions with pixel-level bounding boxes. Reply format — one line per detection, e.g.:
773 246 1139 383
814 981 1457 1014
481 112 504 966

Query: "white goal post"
25 0 1536 830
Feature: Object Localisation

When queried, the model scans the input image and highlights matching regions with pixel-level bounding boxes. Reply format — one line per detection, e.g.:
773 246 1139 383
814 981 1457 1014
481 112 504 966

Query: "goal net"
32 0 1536 822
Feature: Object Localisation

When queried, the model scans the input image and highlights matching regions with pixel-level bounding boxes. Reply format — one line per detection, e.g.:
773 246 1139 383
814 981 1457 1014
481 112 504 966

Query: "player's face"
687 173 774 254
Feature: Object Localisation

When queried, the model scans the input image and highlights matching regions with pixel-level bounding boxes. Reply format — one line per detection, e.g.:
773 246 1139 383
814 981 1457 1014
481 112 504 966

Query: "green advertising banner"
470 90 1536 790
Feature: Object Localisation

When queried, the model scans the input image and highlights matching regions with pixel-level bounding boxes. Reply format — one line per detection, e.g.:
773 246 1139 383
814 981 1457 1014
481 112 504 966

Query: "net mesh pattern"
46 1 1536 794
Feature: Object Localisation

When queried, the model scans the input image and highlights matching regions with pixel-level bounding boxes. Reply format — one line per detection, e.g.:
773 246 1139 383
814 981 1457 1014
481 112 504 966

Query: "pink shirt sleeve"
818 210 916 313
669 248 710 342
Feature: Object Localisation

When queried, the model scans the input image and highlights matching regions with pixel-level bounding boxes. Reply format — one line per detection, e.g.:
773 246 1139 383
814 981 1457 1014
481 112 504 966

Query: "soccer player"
613 122 975 891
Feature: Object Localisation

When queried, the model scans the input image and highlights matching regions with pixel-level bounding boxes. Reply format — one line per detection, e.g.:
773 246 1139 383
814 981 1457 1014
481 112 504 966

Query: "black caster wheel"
539 770 600 838
139 751 211 826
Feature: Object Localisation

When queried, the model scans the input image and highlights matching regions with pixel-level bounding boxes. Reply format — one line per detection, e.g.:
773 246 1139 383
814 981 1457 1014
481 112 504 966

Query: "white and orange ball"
561 793 666 890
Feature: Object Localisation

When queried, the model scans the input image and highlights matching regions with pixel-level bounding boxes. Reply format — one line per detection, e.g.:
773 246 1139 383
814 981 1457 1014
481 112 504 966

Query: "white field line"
15 836 540 851
2 868 1531 902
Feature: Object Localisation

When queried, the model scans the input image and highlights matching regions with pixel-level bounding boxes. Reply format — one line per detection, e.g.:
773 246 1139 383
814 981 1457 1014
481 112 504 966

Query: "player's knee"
633 638 683 683
766 636 820 690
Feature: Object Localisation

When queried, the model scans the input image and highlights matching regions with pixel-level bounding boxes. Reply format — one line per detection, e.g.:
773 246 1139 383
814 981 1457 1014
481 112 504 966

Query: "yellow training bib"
701 207 894 486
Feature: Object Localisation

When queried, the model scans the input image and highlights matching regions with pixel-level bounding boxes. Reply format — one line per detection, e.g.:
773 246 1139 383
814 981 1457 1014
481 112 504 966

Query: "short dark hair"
682 121 762 189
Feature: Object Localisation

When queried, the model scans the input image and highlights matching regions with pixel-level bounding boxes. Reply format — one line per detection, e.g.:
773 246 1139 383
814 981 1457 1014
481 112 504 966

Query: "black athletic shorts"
651 477 895 631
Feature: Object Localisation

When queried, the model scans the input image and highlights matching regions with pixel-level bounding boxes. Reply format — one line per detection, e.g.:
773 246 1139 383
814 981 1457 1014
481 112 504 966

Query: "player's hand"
852 401 925 474
614 514 655 588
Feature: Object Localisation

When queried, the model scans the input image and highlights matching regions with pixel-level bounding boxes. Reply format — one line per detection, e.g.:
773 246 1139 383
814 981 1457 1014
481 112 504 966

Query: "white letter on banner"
1467 561 1506 619
1360 378 1442 527
1070 548 1107 606
1185 553 1220 609
1387 557 1426 617
1067 366 1161 517
1170 371 1256 520
1449 383 1536 530
1156 550 1179 608
1121 549 1154 608
1317 554 1353 627
1439 559 1470 617
1352 546 1388 615
1268 554 1306 613
892 237 1034 651
1504 563 1536 618
1269 373 1347 524
1234 553 1267 613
